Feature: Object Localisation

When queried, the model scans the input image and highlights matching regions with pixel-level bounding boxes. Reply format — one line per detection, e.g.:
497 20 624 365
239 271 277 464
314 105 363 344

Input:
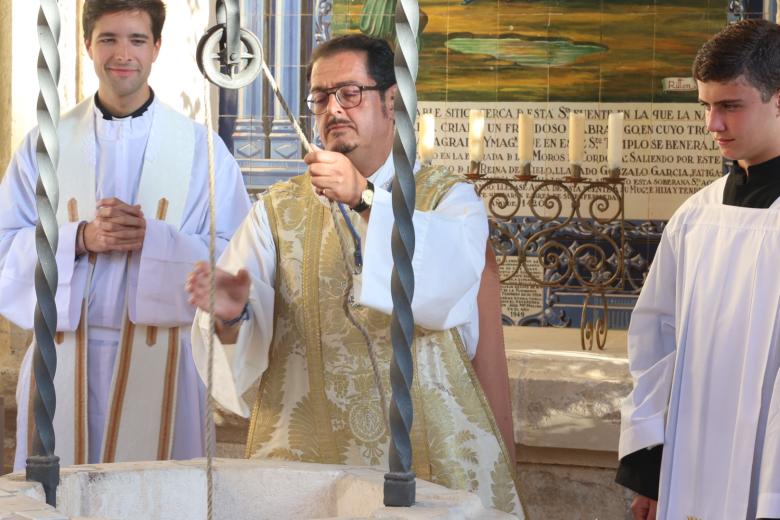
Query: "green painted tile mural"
331 0 727 102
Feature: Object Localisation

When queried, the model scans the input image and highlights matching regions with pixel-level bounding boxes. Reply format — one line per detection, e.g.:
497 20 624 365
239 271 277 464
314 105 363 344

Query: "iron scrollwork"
476 176 626 350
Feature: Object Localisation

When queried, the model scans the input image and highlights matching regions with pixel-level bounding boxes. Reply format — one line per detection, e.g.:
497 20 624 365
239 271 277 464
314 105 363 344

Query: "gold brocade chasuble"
247 166 523 517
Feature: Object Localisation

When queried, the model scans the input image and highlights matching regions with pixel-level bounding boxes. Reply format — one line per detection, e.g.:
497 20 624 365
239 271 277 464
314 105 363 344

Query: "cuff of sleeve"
193 310 252 418
757 493 780 519
618 419 665 459
359 188 393 314
615 445 663 500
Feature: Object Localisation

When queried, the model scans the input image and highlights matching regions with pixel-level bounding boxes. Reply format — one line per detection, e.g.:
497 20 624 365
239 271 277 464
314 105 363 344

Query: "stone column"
0 2 11 172
0 2 11 475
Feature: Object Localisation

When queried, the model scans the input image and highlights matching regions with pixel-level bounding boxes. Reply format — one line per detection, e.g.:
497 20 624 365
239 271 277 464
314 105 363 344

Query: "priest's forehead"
309 50 373 90
83 1 166 43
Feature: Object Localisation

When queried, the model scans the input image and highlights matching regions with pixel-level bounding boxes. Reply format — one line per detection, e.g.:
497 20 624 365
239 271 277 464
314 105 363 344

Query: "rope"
203 82 217 520
258 61 311 153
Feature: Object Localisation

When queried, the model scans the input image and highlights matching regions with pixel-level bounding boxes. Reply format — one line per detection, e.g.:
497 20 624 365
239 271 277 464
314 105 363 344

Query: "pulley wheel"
196 24 263 89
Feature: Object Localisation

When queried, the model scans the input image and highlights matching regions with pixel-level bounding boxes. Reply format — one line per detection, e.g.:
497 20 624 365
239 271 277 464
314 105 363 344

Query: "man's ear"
85 38 93 59
386 84 398 110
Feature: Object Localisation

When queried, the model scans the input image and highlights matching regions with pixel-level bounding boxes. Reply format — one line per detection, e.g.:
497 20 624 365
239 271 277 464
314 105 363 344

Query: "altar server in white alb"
616 19 780 520
0 0 250 469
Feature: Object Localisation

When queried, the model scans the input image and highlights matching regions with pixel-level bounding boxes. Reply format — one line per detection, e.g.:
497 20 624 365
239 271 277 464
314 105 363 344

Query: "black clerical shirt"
615 155 780 516
94 89 155 120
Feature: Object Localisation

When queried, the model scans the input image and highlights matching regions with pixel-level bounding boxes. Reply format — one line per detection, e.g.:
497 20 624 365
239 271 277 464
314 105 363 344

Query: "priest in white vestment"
617 20 780 520
188 35 523 516
0 0 251 469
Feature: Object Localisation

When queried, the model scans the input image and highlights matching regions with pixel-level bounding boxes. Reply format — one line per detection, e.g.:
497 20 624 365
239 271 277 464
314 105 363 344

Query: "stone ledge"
506 327 630 454
0 459 515 519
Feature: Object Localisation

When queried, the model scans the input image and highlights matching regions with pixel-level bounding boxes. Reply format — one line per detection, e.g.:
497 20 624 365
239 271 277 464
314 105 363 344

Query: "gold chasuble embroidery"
247 167 523 517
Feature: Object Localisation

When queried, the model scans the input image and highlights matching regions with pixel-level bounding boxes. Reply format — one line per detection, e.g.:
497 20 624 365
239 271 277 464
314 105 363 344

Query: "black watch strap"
351 180 374 213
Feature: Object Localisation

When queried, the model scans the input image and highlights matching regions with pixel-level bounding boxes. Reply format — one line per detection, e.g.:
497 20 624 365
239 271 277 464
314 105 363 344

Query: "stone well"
0 458 514 519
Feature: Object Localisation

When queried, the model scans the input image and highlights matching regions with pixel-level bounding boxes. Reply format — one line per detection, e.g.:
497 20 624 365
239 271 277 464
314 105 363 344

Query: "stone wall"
0 0 32 477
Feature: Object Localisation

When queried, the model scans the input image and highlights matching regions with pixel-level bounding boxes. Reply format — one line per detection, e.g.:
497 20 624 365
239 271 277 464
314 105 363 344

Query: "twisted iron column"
26 0 61 507
384 0 419 507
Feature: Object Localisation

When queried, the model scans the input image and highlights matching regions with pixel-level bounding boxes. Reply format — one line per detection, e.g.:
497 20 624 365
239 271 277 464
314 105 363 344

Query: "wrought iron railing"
471 169 626 350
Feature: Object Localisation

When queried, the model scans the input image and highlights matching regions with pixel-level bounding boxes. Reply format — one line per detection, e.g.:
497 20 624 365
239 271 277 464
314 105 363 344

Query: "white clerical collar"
93 97 156 141
367 152 422 192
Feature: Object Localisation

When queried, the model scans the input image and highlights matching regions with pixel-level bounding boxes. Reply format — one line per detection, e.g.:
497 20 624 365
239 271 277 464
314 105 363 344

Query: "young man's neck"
737 150 780 172
95 86 153 119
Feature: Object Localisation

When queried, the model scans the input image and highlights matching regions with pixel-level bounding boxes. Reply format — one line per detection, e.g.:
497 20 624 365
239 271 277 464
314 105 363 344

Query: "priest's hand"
304 148 367 210
83 198 146 253
630 495 657 520
186 261 250 343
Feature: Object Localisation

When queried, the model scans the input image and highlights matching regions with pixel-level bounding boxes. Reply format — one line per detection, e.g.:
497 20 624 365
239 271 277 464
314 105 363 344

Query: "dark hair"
83 0 166 43
306 34 396 90
693 19 780 102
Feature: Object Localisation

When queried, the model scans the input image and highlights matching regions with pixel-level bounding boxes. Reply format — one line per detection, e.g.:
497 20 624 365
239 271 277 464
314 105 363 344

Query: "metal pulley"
197 0 263 89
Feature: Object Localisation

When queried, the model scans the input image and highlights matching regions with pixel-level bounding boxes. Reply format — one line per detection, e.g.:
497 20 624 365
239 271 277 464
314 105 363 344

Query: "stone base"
0 459 513 519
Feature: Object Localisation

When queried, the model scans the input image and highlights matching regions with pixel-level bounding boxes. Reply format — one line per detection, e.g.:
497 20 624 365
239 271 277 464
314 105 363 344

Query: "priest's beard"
331 142 358 154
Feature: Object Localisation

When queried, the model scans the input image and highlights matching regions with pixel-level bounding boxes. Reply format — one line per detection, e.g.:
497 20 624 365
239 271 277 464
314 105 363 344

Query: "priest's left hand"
304 148 367 209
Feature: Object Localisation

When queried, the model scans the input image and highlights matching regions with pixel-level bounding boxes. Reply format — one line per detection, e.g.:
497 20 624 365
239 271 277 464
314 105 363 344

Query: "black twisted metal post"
384 0 419 507
26 0 61 508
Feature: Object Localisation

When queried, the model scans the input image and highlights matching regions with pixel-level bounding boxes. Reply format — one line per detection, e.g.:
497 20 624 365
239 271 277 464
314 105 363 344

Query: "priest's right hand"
185 261 250 323
630 495 657 520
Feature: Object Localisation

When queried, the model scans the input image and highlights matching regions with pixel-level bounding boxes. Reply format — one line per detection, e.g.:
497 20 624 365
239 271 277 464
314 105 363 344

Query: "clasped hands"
304 147 367 209
77 197 146 255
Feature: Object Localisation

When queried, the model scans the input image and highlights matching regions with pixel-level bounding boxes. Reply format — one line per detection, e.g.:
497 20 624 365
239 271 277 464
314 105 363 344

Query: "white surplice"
1 97 251 469
619 175 780 519
191 153 488 418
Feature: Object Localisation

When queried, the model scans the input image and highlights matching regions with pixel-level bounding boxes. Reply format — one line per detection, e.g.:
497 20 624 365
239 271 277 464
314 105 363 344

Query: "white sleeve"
191 202 277 417
358 181 487 331
128 132 252 327
0 130 87 331
618 228 677 459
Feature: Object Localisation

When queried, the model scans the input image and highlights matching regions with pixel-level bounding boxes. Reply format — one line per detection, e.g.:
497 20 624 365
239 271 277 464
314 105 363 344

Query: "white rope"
203 81 218 520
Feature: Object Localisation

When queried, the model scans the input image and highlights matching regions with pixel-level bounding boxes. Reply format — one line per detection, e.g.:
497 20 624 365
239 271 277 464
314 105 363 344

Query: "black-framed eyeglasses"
306 84 385 115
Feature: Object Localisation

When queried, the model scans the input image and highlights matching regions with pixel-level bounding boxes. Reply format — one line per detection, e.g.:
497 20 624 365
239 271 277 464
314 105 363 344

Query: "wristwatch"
351 180 374 213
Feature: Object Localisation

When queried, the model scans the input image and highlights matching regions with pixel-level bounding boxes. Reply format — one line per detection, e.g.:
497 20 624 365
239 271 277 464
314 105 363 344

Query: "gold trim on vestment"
26 370 36 456
302 186 340 463
245 197 283 459
146 198 169 347
409 343 432 480
102 316 135 462
157 327 179 460
74 304 88 464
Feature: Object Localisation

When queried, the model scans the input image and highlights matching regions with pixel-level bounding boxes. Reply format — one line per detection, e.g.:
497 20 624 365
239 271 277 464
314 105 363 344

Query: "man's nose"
325 92 343 115
707 109 725 133
116 41 131 60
